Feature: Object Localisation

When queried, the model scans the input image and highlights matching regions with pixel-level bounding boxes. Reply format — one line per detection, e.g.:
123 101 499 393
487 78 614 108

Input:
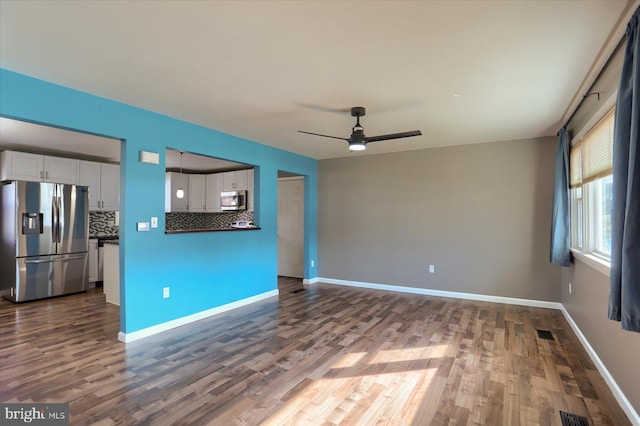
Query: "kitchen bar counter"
165 227 261 234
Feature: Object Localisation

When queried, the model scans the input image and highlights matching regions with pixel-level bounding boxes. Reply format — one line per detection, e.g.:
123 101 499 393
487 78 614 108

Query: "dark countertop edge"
165 227 261 234
103 240 119 245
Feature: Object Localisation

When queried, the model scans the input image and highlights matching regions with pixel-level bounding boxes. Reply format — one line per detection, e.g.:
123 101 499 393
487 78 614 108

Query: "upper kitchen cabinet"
78 160 120 211
165 172 189 212
223 169 249 191
205 173 224 212
0 150 78 184
188 174 206 212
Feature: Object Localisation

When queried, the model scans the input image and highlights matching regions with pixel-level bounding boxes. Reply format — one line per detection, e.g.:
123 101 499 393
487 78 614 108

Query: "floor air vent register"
560 410 589 426
536 329 555 340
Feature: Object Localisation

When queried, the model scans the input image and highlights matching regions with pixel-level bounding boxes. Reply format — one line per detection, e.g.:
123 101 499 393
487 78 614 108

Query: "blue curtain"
550 128 571 267
609 7 640 333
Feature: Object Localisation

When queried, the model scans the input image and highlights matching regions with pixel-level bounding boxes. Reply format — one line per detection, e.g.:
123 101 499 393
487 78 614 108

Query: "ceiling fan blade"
365 130 422 143
295 102 352 114
298 130 348 141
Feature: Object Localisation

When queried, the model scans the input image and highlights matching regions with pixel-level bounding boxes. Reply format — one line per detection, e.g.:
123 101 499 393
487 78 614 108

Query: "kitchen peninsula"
103 240 119 306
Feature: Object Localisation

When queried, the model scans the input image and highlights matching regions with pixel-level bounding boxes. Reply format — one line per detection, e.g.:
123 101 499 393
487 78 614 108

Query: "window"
570 108 615 263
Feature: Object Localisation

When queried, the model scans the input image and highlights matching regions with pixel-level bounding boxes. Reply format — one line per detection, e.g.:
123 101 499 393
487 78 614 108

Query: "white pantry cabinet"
0 150 78 184
247 168 255 211
188 174 206 212
78 160 120 211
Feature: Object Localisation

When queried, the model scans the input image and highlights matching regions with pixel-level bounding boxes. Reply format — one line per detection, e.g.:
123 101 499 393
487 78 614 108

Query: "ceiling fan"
298 106 422 152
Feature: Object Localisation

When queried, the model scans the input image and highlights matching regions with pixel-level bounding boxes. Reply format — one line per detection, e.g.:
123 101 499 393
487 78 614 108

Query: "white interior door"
278 177 304 278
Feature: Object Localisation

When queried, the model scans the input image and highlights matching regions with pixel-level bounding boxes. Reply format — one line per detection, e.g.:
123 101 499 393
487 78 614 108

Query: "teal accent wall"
0 69 318 334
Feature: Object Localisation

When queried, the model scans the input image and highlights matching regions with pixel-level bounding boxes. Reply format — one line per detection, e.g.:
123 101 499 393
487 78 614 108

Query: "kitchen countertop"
103 240 119 245
166 227 261 234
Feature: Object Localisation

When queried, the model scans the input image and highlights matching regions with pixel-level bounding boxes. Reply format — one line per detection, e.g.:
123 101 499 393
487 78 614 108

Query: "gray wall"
561 263 640 414
318 136 561 301
560 35 640 416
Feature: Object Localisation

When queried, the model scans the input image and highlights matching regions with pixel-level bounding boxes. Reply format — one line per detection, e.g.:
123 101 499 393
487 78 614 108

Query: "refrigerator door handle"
24 258 55 265
24 254 86 264
51 195 58 244
56 196 62 243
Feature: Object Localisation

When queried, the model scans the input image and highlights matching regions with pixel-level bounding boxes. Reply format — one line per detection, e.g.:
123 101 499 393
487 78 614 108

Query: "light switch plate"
151 217 158 228
137 222 150 232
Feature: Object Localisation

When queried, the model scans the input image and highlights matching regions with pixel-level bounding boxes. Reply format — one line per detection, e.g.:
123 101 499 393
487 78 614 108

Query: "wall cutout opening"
165 149 258 233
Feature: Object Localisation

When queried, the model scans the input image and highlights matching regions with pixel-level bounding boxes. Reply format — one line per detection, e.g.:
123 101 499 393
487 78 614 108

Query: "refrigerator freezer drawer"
2 254 88 302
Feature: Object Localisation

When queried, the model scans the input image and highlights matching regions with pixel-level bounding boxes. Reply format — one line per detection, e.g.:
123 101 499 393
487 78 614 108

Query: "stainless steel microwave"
220 190 247 211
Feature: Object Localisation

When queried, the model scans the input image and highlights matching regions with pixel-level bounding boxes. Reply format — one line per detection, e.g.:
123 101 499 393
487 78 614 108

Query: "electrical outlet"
163 287 170 299
429 265 435 273
569 282 572 294
311 260 315 267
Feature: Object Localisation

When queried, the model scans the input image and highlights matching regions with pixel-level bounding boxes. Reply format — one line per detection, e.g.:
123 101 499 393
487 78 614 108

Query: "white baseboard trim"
315 277 563 310
303 277 319 284
118 289 279 343
560 307 640 426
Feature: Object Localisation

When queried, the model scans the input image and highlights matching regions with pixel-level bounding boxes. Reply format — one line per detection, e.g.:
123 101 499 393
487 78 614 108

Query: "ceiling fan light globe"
349 142 366 151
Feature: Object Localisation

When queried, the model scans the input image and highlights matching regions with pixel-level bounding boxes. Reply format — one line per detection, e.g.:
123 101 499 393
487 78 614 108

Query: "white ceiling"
0 0 633 160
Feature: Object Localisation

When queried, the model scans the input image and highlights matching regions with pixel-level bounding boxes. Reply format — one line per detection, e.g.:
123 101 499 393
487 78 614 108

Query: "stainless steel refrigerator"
0 181 89 302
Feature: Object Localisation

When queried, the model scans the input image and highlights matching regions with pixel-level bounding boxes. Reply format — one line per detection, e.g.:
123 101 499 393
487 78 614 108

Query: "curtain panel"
609 7 640 333
550 128 571 267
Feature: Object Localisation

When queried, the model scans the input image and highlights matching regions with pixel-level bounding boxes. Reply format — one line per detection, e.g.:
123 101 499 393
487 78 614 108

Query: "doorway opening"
0 116 124 330
277 171 305 292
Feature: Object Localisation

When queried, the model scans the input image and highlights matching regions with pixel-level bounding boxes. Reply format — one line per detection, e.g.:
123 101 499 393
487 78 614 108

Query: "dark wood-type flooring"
0 277 630 425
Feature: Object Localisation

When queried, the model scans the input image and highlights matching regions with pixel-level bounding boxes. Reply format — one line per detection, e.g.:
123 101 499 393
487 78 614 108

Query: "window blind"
570 145 582 187
570 108 615 187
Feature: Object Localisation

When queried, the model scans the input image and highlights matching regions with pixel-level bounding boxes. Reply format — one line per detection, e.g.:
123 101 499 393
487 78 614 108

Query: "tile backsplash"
89 211 119 237
91 211 254 234
166 211 254 231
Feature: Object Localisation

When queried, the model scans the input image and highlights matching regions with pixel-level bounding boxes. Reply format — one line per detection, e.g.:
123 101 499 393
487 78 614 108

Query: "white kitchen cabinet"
89 239 99 283
205 173 224 212
188 174 206 212
1 151 44 182
165 172 189 212
78 160 120 211
99 164 120 211
0 150 78 184
247 168 255 211
222 169 248 191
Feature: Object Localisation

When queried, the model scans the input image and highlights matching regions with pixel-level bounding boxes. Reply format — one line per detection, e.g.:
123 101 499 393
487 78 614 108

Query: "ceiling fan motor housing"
351 106 366 117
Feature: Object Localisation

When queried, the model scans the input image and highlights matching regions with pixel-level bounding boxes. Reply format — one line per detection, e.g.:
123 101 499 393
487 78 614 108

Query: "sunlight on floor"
262 346 448 425
370 345 448 364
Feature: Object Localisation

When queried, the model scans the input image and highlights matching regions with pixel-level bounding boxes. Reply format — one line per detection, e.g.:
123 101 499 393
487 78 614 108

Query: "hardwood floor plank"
0 279 632 425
